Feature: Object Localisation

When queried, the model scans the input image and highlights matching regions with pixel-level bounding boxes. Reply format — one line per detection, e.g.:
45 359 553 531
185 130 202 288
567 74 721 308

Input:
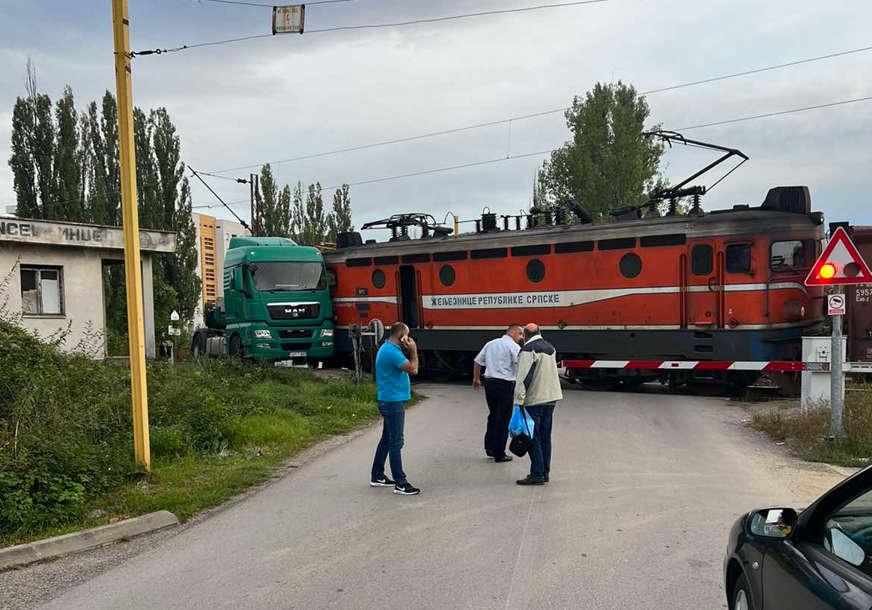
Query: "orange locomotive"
325 135 826 389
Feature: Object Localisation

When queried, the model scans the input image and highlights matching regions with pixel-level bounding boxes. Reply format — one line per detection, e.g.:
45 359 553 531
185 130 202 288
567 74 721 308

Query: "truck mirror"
232 268 244 292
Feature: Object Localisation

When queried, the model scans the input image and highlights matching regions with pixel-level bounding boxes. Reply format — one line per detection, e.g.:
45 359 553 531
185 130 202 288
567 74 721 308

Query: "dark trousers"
483 378 514 458
526 403 555 478
371 401 407 485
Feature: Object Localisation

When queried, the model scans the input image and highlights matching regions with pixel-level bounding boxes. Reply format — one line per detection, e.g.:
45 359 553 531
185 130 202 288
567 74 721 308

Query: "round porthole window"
619 253 642 279
371 268 386 289
439 264 455 287
526 259 545 283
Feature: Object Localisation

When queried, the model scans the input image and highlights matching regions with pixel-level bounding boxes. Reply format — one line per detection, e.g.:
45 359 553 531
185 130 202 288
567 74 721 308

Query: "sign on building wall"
0 218 175 253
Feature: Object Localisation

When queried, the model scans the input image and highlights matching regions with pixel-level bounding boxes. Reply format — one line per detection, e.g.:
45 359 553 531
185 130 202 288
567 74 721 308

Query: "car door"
762 472 872 609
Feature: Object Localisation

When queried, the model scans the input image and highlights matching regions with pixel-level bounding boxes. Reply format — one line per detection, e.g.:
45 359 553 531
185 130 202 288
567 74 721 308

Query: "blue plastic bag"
508 405 534 438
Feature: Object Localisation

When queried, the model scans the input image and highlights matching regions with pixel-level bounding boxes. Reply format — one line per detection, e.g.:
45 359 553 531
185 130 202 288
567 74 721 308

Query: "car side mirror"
748 508 798 539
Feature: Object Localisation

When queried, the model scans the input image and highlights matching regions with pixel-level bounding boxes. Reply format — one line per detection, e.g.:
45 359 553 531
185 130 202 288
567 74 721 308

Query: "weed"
751 387 872 466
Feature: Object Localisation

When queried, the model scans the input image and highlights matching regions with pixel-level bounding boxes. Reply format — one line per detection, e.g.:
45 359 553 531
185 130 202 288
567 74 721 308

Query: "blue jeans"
371 401 407 485
526 403 555 478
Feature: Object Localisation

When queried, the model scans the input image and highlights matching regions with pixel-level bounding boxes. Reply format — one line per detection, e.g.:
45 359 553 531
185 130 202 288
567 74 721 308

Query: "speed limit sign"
828 294 846 316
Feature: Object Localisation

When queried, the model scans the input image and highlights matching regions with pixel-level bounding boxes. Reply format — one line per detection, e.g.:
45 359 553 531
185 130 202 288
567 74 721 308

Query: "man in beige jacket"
513 323 563 486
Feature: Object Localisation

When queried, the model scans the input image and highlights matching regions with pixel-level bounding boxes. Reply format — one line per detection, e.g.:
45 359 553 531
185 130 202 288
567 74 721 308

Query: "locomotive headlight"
783 299 807 322
254 329 272 339
320 328 334 338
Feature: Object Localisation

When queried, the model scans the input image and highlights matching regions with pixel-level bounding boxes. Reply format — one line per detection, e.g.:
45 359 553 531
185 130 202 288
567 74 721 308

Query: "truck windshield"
250 262 325 292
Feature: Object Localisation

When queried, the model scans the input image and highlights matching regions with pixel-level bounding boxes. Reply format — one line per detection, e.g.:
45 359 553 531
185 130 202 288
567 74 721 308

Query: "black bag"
508 405 533 457
509 432 533 457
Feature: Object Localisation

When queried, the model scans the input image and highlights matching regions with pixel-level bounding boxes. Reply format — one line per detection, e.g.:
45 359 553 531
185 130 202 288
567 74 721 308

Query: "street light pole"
112 0 151 470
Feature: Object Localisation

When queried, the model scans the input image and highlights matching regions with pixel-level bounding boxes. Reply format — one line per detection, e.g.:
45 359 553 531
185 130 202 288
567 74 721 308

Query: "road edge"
0 511 179 572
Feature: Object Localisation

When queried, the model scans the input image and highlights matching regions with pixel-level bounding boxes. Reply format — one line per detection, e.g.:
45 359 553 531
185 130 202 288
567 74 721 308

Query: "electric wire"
201 0 352 7
191 93 872 210
210 43 872 173
131 0 608 56
678 95 872 131
189 167 252 228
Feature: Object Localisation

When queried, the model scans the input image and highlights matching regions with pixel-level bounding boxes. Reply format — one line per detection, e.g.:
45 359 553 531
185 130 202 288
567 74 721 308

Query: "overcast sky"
1 0 871 234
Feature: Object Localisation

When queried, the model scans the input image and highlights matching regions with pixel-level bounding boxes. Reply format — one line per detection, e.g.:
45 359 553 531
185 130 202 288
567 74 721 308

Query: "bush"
0 317 378 541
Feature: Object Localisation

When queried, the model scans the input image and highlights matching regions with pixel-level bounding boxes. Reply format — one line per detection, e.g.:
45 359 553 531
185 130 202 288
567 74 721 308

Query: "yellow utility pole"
112 0 151 470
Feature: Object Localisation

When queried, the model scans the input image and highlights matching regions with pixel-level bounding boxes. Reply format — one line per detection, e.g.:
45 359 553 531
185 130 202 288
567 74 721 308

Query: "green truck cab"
192 236 334 363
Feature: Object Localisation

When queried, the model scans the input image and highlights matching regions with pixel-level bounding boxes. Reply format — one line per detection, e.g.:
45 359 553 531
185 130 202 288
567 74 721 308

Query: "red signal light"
819 263 837 280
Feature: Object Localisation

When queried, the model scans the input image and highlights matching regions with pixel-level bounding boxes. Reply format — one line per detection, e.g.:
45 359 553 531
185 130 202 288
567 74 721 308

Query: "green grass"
0 315 387 546
750 386 872 467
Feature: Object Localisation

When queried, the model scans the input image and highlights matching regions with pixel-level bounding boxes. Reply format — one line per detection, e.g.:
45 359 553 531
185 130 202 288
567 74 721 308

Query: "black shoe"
370 476 395 487
544 474 550 482
516 476 546 486
494 455 513 463
394 482 421 495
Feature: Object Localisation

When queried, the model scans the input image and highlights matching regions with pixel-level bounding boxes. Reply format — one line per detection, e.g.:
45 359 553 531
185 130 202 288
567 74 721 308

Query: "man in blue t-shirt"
371 322 421 495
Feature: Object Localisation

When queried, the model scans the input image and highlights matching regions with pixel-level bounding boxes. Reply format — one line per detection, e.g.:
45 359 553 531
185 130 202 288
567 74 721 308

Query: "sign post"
805 227 872 437
830 291 845 437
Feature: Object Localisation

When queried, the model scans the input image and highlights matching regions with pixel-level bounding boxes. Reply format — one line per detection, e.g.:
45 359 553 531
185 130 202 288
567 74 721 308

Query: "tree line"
251 164 353 246
8 63 199 350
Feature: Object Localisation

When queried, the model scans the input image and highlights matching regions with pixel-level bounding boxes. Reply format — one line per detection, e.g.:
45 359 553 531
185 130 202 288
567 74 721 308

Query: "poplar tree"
327 184 353 243
53 86 84 222
300 182 328 247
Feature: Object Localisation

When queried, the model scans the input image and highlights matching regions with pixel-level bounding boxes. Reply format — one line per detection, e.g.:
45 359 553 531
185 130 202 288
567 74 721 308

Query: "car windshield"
249 262 325 292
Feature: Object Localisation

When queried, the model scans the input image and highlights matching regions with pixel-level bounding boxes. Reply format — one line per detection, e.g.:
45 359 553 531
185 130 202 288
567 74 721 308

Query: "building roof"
0 218 176 253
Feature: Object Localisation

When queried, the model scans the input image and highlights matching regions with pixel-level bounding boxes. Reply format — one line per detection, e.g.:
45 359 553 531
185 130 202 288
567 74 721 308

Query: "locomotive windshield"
770 240 814 272
249 262 326 292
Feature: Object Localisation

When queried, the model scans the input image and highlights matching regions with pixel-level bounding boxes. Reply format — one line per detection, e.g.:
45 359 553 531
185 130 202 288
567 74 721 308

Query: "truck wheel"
229 334 244 358
191 332 206 358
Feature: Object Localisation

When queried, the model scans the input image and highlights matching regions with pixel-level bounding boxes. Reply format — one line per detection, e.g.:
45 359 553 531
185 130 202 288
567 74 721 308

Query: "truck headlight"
254 329 272 339
320 328 334 337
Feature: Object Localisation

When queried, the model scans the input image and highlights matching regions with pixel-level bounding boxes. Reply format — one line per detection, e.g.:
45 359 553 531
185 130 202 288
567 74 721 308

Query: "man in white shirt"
473 324 524 462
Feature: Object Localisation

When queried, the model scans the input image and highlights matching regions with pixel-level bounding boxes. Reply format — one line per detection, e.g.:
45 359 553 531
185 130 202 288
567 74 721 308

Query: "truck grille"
281 342 313 352
279 329 313 339
268 302 320 320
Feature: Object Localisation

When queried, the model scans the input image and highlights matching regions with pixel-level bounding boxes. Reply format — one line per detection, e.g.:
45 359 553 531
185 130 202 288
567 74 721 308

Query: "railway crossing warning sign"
805 227 872 286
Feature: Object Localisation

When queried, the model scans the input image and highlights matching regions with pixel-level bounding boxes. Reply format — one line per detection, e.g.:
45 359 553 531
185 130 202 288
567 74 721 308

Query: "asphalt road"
15 383 848 609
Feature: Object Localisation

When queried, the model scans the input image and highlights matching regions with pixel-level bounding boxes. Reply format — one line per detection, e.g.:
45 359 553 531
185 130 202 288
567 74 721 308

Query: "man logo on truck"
285 307 306 317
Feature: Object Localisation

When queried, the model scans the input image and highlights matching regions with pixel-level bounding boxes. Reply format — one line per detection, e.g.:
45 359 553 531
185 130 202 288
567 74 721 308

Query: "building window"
439 265 456 286
371 269 386 289
691 245 713 275
21 266 64 315
526 259 546 283
619 253 642 279
726 243 752 274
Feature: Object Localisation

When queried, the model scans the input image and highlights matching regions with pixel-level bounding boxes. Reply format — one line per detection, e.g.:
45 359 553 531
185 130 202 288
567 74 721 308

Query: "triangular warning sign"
805 227 872 286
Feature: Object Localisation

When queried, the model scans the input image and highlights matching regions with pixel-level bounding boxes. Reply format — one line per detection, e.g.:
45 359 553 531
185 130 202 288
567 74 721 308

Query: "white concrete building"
0 217 176 358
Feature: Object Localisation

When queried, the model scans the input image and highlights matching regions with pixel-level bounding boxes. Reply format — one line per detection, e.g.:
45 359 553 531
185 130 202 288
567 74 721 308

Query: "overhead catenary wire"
189 167 251 228
210 43 872 174
131 0 608 56
200 0 352 7
191 93 872 210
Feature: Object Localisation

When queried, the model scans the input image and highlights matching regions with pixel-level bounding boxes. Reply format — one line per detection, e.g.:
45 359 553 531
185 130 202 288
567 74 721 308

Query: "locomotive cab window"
691 245 713 275
770 240 812 272
726 243 752 274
